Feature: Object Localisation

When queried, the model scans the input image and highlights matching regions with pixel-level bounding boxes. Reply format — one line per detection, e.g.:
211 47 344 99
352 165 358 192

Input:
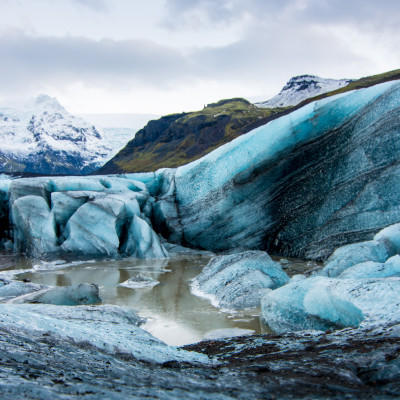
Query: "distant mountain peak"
33 94 66 113
256 75 354 108
0 94 117 175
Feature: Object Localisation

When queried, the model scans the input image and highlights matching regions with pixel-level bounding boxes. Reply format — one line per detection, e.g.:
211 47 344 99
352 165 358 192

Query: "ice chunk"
261 278 324 333
10 177 52 203
61 197 126 257
261 276 400 333
291 274 307 282
0 280 45 300
8 283 101 305
338 256 400 279
51 191 90 231
262 276 363 333
12 195 57 257
374 223 400 253
320 239 393 277
192 251 289 309
303 282 363 329
118 273 160 289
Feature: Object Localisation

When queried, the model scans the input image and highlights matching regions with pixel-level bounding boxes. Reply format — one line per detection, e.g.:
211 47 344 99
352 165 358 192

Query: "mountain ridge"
0 95 135 175
255 75 353 108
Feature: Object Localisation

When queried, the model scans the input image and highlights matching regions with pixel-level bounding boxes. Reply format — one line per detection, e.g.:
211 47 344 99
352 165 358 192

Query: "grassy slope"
98 69 400 174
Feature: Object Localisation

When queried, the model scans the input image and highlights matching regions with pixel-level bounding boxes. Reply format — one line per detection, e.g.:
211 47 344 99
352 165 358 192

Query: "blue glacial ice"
0 304 211 365
319 239 395 277
8 283 102 306
192 251 289 309
261 275 400 333
6 175 168 260
0 280 46 301
338 256 400 279
130 80 400 260
12 195 58 257
2 81 400 261
374 223 400 253
118 273 160 289
320 223 400 277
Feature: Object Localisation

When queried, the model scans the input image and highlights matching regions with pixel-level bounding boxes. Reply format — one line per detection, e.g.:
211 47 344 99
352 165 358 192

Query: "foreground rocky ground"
1 317 399 399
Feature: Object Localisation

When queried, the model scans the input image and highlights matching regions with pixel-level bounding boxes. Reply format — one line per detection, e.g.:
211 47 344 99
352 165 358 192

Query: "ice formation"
131 80 400 260
0 81 400 262
261 276 400 333
8 283 102 306
4 175 168 260
192 251 289 309
261 224 400 333
320 223 400 277
118 273 160 289
0 304 210 365
0 280 45 301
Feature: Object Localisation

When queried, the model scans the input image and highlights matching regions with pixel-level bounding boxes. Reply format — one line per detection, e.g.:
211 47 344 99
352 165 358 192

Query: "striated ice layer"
192 251 289 309
132 80 400 260
2 80 400 262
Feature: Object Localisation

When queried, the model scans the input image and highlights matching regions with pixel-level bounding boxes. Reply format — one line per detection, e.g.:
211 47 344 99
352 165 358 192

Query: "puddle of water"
0 252 320 346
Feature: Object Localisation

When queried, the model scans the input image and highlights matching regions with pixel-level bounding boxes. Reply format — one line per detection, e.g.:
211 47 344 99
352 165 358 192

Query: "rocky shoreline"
0 314 398 399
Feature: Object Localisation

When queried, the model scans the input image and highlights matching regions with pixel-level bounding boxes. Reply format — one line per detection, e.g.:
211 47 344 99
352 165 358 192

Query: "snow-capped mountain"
256 75 353 108
0 95 134 175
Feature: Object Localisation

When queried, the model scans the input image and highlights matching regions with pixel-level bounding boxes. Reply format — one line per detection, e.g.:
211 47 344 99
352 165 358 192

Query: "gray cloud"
0 0 398 107
68 0 108 12
0 31 197 95
162 0 400 33
191 23 374 83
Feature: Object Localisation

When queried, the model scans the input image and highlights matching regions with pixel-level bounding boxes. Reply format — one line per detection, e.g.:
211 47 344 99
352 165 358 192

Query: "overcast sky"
0 0 399 115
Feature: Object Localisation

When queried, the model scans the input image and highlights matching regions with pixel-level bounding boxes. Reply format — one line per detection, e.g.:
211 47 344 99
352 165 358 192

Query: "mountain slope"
98 98 285 173
255 75 353 108
99 69 400 174
0 95 112 175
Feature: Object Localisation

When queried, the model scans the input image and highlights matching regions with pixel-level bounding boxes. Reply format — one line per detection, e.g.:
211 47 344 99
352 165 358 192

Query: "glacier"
139 80 400 260
0 80 400 261
0 81 400 398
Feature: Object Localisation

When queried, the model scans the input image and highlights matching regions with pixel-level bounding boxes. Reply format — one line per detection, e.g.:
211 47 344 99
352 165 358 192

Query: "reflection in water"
7 254 318 346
